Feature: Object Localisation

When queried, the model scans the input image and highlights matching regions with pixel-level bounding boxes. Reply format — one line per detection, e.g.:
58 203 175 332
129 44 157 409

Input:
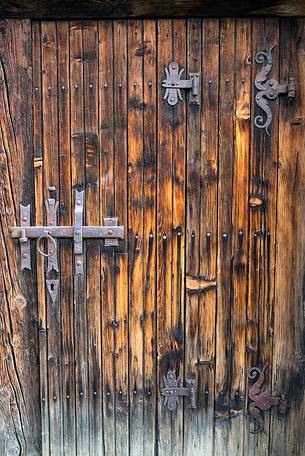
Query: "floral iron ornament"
248 365 288 434
254 45 296 135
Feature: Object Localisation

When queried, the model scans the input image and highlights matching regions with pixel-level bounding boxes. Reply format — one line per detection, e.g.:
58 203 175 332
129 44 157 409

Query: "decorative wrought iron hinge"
11 190 124 275
254 45 296 134
248 365 288 434
160 370 197 411
162 62 200 106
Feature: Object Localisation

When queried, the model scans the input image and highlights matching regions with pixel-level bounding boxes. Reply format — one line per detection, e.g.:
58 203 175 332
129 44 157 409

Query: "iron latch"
162 62 200 106
254 45 296 134
11 190 124 275
161 371 197 411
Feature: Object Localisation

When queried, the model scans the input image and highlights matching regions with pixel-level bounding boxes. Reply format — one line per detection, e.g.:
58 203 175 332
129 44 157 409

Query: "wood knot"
14 295 27 308
135 41 151 57
249 194 265 208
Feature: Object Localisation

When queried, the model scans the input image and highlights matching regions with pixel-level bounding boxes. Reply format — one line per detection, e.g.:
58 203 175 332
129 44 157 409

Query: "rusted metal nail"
222 232 228 238
149 233 154 239
94 391 97 396
118 82 122 88
148 81 152 86
80 391 83 396
107 229 114 235
53 395 57 400
75 83 79 89
66 395 70 399
22 216 28 222
89 83 93 88
76 260 81 266
206 232 211 238
104 82 108 88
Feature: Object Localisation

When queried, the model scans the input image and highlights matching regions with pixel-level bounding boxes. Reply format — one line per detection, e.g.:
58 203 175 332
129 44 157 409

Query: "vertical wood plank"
0 19 41 455
142 19 157 456
184 17 202 455
214 18 235 456
170 20 187 456
41 20 64 455
127 19 145 456
157 19 174 456
83 20 103 456
70 20 89 454
270 18 305 456
198 18 219 455
57 20 76 456
229 18 251 456
32 19 50 456
113 19 129 456
186 17 219 456
98 20 115 455
247 18 280 456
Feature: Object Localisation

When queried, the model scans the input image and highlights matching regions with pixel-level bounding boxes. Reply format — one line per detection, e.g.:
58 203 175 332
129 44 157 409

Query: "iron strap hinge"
11 190 124 275
161 371 197 411
254 45 296 134
162 62 200 106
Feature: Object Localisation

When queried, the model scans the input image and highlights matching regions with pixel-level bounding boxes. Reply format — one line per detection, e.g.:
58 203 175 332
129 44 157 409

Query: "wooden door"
0 18 304 456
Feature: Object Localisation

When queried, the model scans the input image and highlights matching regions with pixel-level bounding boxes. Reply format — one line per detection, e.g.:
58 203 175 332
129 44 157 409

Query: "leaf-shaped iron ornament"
248 365 288 434
254 45 296 135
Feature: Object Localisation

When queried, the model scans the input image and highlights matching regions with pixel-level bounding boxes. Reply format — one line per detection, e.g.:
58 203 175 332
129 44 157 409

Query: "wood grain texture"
270 18 305 456
1 17 305 456
0 19 40 456
1 0 305 19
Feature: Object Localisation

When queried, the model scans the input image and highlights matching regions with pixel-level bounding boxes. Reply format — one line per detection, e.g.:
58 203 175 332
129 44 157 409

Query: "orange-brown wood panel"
142 19 157 456
98 20 115 455
214 18 235 456
270 18 305 456
113 19 129 456
247 18 280 455
127 19 145 456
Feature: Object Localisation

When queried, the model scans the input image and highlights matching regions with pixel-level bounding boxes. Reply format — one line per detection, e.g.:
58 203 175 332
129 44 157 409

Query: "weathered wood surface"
0 19 41 455
1 17 305 456
1 0 305 19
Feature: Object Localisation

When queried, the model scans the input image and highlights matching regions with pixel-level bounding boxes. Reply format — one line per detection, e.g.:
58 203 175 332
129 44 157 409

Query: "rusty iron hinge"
162 62 200 106
254 45 296 135
11 190 124 275
160 371 197 411
248 365 288 434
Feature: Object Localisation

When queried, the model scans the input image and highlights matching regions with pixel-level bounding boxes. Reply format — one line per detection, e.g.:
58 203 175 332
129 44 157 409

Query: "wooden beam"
0 1 305 19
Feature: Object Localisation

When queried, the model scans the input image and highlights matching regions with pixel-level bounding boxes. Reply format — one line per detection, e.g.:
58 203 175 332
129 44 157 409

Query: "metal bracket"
11 190 124 275
160 370 197 411
248 365 288 434
254 45 296 135
162 62 200 106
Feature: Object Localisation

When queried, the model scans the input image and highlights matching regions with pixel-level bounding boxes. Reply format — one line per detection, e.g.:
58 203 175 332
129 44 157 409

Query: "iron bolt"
107 229 114 235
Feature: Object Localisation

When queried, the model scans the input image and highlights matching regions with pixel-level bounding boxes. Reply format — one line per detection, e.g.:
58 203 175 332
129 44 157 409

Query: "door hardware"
11 190 124 275
162 62 200 106
160 370 197 411
248 365 288 434
254 45 296 134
